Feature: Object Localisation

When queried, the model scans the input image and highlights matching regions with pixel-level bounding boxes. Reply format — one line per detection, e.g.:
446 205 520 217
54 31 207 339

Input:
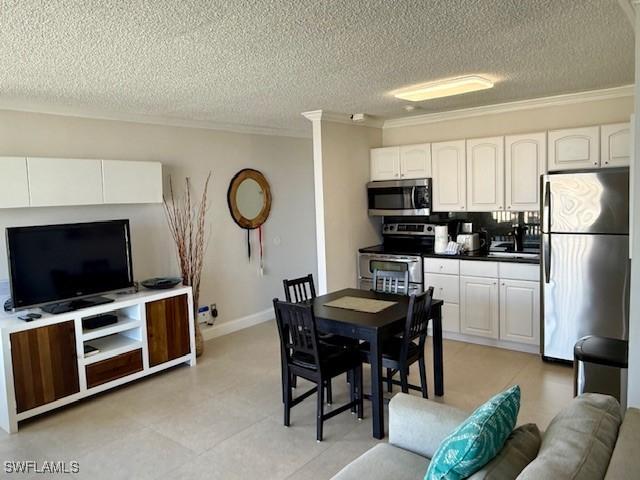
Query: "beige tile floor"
1 320 573 479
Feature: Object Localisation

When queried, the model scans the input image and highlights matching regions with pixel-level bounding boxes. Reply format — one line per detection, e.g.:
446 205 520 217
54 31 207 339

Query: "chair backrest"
401 287 435 355
283 274 317 303
372 269 410 295
273 298 320 369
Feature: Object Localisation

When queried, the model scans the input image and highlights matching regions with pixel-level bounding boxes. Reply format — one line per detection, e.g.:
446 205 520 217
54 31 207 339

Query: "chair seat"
319 333 358 347
360 337 420 362
292 344 360 376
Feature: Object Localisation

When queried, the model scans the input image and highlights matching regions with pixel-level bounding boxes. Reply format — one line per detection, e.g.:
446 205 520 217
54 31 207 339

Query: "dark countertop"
359 245 540 264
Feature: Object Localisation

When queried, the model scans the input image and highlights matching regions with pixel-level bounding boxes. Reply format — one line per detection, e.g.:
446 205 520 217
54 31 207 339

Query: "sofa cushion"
469 424 541 480
604 408 640 480
517 393 621 480
330 443 428 480
425 385 521 480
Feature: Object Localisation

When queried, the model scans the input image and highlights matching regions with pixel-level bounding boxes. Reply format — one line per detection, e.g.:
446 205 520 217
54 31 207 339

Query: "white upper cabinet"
466 137 504 211
370 144 430 181
399 144 431 179
548 126 599 171
0 157 30 208
499 279 540 345
505 132 546 211
432 140 466 212
28 157 103 207
601 123 630 168
102 160 163 204
370 147 400 181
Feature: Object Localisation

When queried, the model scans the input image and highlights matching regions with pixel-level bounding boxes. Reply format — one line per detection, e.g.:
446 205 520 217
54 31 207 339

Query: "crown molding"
301 109 384 128
0 101 311 139
382 85 635 129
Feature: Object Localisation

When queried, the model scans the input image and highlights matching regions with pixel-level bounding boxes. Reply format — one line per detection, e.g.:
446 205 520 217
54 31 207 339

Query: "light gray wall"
0 110 316 325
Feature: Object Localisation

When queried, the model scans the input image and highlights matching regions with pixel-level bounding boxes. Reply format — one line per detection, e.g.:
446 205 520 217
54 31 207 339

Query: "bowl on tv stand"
41 296 115 315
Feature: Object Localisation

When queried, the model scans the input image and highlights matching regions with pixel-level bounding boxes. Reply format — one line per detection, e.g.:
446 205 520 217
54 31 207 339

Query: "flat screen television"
7 220 134 310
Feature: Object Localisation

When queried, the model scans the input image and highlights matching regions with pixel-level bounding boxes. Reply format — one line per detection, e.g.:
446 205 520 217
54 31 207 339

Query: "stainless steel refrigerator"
541 168 630 364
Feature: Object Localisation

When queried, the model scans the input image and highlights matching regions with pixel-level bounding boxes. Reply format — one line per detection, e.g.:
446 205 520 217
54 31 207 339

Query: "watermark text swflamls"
4 461 79 474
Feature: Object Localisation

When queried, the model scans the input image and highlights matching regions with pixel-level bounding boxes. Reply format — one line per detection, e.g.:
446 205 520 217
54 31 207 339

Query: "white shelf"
83 334 142 365
82 316 141 341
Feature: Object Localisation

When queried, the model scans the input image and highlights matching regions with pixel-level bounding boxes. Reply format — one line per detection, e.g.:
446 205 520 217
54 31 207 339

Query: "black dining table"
310 288 444 439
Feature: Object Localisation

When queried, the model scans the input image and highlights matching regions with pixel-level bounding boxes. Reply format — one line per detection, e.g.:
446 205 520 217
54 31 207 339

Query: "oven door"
358 253 423 284
367 178 431 216
358 277 423 295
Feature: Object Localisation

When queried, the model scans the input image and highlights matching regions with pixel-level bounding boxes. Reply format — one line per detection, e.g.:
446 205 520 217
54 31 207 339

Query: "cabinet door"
0 157 30 208
399 144 431 179
548 127 600 171
102 160 163 204
466 137 504 211
432 140 466 212
505 133 546 211
499 279 540 345
370 147 400 181
601 123 631 168
27 157 103 206
146 294 191 367
10 321 80 413
441 303 460 334
460 276 499 339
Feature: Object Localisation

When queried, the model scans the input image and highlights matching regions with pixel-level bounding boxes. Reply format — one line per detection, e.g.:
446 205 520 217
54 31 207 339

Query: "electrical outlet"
197 305 210 324
208 304 218 326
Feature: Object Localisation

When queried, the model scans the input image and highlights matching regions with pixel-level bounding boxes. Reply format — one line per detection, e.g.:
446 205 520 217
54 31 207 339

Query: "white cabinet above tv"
0 157 162 209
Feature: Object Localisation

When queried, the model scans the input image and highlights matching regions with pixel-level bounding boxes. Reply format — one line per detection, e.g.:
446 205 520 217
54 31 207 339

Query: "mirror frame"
227 168 272 229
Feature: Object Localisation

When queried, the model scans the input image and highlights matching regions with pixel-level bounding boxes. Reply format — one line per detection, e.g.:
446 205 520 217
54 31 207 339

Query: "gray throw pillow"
517 393 621 480
468 424 541 480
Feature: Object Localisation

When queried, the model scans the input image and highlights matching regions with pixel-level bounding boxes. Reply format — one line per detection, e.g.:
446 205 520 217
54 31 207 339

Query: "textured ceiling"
0 0 634 135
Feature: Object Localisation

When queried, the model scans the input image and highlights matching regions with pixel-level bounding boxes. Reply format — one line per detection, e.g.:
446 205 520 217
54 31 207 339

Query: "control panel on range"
382 223 436 236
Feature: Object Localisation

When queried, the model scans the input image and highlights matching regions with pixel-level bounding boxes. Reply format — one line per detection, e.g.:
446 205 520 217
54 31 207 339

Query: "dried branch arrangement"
164 172 212 357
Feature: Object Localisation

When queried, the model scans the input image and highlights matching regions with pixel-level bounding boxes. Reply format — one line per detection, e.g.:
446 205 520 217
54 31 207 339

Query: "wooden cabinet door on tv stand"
146 294 191 367
10 321 80 413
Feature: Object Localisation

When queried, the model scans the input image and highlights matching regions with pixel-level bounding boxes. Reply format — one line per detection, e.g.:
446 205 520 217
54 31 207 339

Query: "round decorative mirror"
227 169 272 229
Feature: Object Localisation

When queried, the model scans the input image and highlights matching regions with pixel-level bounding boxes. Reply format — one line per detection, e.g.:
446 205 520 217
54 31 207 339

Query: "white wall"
0 110 316 327
383 96 634 146
627 9 640 408
307 116 382 293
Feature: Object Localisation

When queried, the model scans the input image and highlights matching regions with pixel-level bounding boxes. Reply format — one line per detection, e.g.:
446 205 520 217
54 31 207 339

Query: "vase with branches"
163 173 212 357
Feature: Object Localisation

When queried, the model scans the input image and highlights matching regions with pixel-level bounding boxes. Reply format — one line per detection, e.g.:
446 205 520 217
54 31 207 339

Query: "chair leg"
400 365 409 394
326 379 333 405
356 364 364 420
317 378 325 442
418 357 429 399
386 368 393 393
291 373 297 389
284 369 292 427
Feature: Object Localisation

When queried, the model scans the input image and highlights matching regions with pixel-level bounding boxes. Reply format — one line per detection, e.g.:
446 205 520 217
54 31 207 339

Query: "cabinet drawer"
460 260 499 278
424 273 459 304
424 258 460 275
86 349 143 389
499 263 540 281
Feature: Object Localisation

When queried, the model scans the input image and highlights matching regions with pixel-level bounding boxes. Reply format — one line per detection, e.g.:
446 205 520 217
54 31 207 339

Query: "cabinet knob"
493 282 497 285
594 162 598 166
508 206 511 209
605 161 609 165
498 206 503 210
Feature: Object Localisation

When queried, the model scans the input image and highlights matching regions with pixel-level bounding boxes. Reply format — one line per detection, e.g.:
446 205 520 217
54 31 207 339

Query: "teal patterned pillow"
425 385 521 480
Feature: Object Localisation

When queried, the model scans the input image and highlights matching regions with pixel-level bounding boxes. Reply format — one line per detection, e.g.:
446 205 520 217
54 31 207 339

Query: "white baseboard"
439 330 539 354
201 308 273 341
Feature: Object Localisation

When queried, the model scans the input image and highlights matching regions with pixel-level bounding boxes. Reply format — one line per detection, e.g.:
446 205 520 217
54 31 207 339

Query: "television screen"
7 220 133 309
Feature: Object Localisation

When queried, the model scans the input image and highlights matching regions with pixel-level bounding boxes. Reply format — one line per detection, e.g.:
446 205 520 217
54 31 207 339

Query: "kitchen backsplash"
385 210 541 246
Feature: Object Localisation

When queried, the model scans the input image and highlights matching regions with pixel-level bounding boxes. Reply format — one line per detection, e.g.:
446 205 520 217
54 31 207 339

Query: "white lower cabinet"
425 271 460 333
499 279 540 345
460 275 499 339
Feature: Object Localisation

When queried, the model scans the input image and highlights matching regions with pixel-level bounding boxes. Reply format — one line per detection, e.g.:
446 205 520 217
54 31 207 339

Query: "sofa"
332 393 640 480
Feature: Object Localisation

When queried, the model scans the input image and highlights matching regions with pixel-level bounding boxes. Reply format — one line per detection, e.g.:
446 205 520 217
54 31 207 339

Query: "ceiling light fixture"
392 75 494 102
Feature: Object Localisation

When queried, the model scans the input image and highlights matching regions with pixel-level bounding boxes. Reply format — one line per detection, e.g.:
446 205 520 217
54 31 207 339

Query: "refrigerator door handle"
543 233 551 283
543 181 551 233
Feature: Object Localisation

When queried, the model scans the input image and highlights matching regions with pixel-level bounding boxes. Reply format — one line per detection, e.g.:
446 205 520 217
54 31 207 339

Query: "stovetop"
359 244 540 264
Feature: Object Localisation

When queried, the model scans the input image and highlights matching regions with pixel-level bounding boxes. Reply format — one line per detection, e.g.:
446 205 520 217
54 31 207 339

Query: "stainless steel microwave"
367 178 432 216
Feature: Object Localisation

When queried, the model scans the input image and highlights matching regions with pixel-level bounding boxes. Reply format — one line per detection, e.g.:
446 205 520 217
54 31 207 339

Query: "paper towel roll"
434 225 449 254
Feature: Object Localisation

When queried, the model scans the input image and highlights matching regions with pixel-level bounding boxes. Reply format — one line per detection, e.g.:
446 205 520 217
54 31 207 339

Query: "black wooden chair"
273 299 363 442
372 269 410 295
360 287 434 398
283 274 358 402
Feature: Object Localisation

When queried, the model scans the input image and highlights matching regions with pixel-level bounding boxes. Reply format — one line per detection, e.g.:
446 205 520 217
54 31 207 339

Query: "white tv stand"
0 286 195 433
